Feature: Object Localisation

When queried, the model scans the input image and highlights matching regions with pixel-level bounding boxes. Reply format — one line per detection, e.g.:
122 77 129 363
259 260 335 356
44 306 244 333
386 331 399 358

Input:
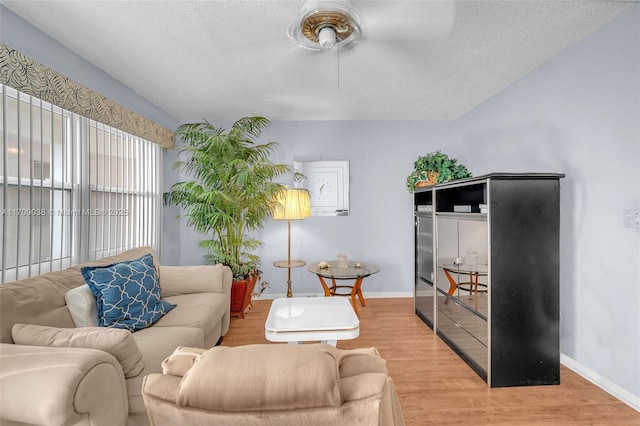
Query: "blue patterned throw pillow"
81 254 175 332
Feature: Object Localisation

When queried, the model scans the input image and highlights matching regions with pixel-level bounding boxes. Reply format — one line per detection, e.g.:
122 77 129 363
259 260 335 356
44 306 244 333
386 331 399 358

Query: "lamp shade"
273 188 311 220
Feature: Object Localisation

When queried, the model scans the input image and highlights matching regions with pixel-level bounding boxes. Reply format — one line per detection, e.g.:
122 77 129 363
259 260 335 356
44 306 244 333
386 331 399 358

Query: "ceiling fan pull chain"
337 42 341 90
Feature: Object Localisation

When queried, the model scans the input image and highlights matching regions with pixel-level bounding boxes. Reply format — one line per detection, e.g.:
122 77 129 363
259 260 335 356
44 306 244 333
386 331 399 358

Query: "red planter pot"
230 272 258 318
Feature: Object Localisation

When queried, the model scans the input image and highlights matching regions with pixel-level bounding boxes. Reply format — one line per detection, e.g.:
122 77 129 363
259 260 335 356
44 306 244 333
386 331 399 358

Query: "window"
0 85 162 283
87 120 161 260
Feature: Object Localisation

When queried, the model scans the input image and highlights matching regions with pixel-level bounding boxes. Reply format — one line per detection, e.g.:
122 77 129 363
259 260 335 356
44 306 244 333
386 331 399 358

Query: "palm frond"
165 117 289 280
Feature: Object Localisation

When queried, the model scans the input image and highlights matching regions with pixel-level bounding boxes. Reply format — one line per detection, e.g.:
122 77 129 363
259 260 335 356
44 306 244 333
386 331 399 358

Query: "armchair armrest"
159 264 232 298
0 343 128 426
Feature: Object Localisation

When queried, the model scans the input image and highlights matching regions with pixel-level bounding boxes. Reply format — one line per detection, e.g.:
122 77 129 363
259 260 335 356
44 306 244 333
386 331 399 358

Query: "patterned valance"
0 43 174 149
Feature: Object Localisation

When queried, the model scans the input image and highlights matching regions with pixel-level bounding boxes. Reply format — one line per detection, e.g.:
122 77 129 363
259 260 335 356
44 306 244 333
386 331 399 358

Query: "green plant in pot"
164 117 289 316
406 150 472 192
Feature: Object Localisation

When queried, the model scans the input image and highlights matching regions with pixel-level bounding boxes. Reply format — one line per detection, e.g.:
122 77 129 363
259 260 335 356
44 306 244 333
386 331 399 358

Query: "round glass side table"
307 261 380 316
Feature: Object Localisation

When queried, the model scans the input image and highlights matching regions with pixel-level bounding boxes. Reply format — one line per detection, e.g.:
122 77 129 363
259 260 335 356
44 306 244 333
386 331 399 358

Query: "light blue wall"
167 6 640 404
3 1 638 410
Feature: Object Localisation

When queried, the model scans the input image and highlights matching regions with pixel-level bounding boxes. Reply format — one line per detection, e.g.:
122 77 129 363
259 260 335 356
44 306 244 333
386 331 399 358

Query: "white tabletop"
265 297 359 345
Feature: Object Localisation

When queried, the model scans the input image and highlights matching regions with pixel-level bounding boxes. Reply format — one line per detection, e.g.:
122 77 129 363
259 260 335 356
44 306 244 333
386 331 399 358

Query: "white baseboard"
561 353 640 412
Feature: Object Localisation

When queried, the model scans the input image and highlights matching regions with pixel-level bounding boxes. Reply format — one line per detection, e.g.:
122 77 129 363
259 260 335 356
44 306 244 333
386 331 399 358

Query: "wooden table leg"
442 269 458 304
316 274 368 316
349 287 360 316
460 272 485 311
318 276 331 297
353 277 365 306
472 273 478 310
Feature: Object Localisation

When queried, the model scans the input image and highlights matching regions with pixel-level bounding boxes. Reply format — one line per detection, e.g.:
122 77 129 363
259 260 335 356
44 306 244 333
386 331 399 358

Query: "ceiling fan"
287 0 456 52
263 0 456 113
287 0 363 51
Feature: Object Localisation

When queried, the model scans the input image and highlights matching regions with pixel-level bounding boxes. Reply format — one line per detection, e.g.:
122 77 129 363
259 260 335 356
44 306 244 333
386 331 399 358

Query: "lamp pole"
286 219 293 297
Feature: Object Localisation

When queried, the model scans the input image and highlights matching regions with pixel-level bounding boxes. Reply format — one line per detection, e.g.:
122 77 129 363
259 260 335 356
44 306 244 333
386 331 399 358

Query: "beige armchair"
142 344 404 426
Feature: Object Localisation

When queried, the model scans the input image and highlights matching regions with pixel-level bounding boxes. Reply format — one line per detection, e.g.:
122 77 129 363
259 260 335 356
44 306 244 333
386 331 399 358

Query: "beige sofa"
142 344 405 426
0 247 232 426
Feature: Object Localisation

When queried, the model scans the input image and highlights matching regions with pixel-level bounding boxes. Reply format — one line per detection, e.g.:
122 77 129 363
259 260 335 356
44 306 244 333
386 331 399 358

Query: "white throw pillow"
65 285 99 327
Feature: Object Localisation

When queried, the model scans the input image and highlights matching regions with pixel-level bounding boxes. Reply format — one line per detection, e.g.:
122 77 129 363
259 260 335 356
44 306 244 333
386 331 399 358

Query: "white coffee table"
265 297 359 346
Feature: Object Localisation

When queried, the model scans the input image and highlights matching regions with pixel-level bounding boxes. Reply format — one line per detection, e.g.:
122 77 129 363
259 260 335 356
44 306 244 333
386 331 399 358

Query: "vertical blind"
0 84 162 283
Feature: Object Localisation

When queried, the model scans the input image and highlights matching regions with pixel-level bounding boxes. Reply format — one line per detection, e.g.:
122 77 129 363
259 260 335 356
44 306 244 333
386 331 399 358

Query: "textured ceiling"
1 1 636 122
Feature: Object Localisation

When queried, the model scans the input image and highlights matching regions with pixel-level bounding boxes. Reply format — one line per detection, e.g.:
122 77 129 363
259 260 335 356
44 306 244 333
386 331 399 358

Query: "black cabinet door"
489 178 560 387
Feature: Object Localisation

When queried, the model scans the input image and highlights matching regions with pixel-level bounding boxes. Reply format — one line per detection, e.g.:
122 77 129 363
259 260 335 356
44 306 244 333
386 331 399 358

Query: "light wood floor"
222 297 640 425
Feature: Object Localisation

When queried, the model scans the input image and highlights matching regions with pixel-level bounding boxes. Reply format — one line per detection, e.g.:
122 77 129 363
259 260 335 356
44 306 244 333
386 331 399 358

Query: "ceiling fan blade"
357 0 456 42
260 88 354 120
265 44 343 91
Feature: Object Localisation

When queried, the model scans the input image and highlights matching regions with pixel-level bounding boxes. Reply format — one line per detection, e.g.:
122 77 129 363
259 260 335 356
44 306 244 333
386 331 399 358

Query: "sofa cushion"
11 324 144 378
335 347 389 403
128 326 204 413
161 346 208 377
81 254 176 332
159 264 227 296
340 372 389 402
338 347 387 378
153 292 227 339
65 284 99 327
0 269 84 344
177 344 342 412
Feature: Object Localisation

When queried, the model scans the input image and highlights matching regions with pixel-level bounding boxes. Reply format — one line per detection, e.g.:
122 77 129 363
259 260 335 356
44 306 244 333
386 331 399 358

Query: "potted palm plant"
164 117 289 317
406 150 472 192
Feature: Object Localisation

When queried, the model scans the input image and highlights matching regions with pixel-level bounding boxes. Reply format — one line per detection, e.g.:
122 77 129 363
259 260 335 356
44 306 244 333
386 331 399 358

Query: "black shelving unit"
414 173 564 388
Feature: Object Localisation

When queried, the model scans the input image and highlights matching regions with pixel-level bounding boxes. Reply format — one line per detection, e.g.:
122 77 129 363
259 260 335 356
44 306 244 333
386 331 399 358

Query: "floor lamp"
273 188 311 297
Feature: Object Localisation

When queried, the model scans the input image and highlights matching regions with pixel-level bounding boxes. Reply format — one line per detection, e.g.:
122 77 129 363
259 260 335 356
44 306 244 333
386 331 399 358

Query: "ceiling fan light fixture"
288 1 361 51
318 26 337 49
